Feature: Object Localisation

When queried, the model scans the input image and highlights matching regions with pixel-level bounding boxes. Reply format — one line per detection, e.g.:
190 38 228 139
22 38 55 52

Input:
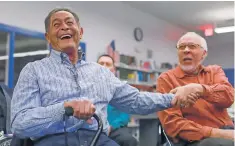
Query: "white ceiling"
123 1 234 29
123 1 234 48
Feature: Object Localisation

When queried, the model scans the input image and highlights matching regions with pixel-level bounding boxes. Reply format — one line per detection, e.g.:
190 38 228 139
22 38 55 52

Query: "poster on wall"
106 40 120 63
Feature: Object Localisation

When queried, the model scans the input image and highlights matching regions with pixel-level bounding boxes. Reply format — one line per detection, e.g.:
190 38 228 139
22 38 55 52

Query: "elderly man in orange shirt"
157 32 234 146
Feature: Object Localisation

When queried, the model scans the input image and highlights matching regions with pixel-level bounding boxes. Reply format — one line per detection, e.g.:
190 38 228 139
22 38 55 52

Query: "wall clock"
134 27 143 42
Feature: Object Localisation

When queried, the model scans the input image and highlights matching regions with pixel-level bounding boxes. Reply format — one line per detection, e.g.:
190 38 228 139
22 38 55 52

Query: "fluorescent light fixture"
214 26 235 33
0 50 49 61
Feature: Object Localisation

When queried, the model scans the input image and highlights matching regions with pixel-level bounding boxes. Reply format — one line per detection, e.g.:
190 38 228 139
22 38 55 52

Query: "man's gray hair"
177 32 208 52
44 8 79 32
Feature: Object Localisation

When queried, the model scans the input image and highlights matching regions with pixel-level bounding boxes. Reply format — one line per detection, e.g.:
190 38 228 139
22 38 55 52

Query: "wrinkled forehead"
178 35 201 45
50 11 75 22
98 56 114 64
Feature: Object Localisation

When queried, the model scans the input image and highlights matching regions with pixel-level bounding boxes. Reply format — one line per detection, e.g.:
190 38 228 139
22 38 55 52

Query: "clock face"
134 27 143 42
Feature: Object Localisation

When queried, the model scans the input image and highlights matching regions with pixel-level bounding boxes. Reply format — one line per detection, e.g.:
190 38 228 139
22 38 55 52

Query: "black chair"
10 136 34 146
162 128 174 146
158 123 174 146
0 83 13 146
0 83 13 134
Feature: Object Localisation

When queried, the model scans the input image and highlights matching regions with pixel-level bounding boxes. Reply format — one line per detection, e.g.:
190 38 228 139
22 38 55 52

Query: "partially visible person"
97 54 138 146
227 89 235 122
157 32 234 146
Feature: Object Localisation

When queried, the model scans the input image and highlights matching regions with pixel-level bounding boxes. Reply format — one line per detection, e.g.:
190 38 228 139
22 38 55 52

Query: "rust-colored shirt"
157 65 234 142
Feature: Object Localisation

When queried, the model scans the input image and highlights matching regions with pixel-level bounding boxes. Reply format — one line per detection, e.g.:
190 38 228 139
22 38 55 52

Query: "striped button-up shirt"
11 49 174 139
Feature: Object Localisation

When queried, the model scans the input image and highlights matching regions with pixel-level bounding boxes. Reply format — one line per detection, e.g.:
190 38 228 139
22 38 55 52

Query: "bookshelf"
115 62 167 92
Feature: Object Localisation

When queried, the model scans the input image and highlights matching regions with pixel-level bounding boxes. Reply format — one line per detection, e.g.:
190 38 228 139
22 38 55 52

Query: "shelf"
116 62 166 91
121 80 155 87
115 63 167 73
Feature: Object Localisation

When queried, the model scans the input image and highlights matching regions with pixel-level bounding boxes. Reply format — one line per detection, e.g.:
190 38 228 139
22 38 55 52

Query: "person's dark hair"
44 8 79 32
97 54 115 64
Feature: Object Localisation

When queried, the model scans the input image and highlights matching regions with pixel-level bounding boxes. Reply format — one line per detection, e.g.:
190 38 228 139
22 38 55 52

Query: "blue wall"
224 68 234 87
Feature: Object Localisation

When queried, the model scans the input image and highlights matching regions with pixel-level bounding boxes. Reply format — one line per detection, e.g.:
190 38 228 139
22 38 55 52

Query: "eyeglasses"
177 43 202 51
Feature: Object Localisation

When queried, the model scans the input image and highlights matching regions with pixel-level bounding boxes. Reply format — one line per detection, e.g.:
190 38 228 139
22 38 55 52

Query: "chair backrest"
0 86 8 134
10 135 34 146
0 83 13 134
0 83 33 146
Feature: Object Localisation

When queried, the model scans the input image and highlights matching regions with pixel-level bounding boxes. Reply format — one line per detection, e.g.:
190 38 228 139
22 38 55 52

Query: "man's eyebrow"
51 18 60 24
65 17 74 21
51 16 74 24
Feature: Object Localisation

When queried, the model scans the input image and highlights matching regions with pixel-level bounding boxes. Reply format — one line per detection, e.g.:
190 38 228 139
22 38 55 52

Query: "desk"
131 114 162 146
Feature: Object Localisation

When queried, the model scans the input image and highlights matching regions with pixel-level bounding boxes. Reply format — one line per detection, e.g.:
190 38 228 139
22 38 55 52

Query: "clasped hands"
170 83 204 108
63 83 204 123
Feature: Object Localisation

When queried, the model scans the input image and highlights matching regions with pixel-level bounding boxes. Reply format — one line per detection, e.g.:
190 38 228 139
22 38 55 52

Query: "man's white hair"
177 32 208 52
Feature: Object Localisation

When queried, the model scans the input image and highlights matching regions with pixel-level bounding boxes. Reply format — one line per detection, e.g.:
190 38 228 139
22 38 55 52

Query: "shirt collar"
173 65 209 78
49 49 85 65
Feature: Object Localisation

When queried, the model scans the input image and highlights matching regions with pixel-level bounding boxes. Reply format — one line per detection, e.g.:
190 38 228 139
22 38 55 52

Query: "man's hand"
64 99 96 124
210 128 234 141
170 83 204 107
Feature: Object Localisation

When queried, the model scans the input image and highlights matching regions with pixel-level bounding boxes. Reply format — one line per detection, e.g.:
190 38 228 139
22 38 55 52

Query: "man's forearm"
184 83 234 108
178 125 212 141
11 102 65 138
130 92 174 115
201 83 234 108
111 86 175 115
158 109 214 142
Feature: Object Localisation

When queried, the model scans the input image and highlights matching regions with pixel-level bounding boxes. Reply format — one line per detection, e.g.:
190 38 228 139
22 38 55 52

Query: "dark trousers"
34 129 119 146
188 138 234 146
109 127 138 146
173 138 234 146
172 126 234 146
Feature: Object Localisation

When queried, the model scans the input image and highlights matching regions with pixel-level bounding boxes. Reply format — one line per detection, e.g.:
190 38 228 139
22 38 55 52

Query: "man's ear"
45 33 51 44
80 27 83 39
202 50 207 60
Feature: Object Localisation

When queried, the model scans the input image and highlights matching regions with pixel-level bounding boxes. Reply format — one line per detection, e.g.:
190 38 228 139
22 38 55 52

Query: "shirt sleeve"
201 66 234 108
157 75 212 141
11 63 68 138
106 69 175 115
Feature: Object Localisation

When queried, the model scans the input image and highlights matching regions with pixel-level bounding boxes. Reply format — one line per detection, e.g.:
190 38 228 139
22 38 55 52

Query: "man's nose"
183 46 190 53
61 23 69 31
103 64 108 67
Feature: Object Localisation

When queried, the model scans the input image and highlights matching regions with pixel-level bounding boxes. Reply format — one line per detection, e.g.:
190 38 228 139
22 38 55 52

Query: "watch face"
134 27 143 42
